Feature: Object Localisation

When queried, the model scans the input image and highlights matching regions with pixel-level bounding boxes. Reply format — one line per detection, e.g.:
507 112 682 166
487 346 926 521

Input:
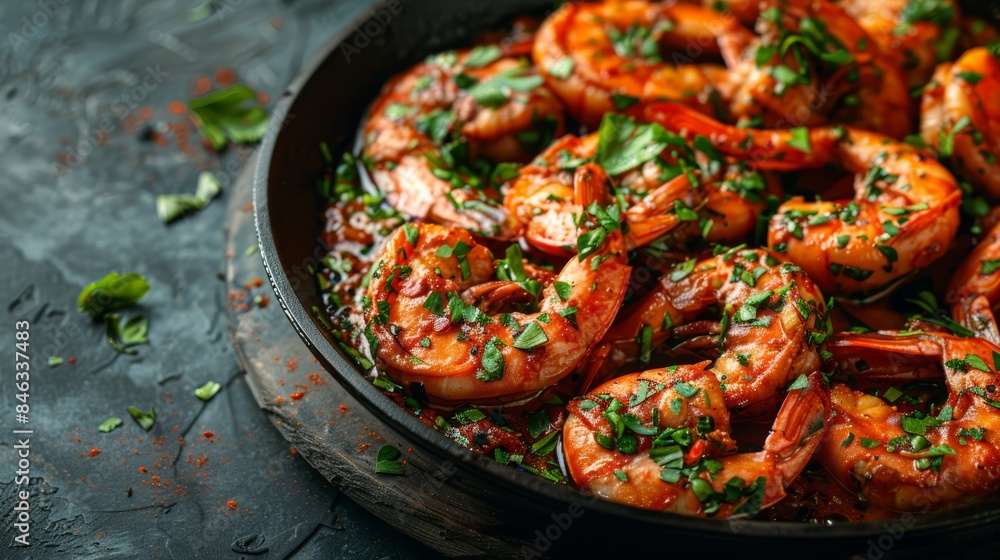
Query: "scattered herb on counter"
195 381 223 401
157 171 222 224
188 83 270 149
105 314 149 355
128 405 156 431
48 356 64 366
186 0 218 22
98 417 123 433
374 444 405 475
78 271 150 318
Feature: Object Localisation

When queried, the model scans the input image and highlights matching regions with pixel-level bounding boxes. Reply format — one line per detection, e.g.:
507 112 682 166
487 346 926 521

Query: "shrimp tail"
624 173 699 249
826 332 946 380
759 371 829 507
953 294 1000 347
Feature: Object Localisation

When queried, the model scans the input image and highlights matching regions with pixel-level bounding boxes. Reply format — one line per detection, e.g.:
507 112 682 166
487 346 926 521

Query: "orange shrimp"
921 46 1000 199
838 0 962 89
532 1 735 128
363 213 630 406
724 0 912 138
948 220 1000 345
646 102 962 298
504 114 782 256
589 247 827 414
821 330 1000 511
363 47 565 239
563 365 828 516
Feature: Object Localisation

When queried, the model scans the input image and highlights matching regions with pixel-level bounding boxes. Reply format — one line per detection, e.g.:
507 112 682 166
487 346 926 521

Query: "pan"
254 0 1000 555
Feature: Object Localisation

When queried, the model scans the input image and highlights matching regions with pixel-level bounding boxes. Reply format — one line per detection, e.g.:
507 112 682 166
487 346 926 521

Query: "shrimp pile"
312 0 1000 522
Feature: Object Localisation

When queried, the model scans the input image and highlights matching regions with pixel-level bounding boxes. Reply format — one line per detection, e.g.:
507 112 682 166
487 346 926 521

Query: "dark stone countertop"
0 1 436 557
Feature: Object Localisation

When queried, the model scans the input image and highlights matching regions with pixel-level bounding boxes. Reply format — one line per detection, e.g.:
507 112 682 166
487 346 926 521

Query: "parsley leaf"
195 380 222 401
547 56 575 79
188 84 270 149
477 337 506 382
468 68 544 108
464 45 502 68
374 444 405 475
513 321 549 350
78 271 150 319
128 405 156 431
98 417 123 433
157 171 222 224
787 127 812 153
595 114 673 175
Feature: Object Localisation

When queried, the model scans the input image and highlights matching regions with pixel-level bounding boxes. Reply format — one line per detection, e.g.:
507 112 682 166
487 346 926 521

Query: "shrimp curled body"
646 102 961 297
363 221 629 406
822 331 1000 511
563 365 829 516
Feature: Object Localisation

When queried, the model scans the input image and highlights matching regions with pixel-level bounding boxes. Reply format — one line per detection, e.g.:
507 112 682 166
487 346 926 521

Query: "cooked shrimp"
563 365 828 516
948 220 1000 345
694 0 758 24
532 1 733 128
504 115 782 256
921 47 1000 199
590 247 827 414
646 102 962 297
838 0 961 89
504 130 703 256
724 0 912 138
363 215 630 406
821 330 1000 511
363 48 565 239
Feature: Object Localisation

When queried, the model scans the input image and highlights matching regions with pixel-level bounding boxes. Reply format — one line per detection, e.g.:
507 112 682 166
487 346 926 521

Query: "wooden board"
225 157 545 558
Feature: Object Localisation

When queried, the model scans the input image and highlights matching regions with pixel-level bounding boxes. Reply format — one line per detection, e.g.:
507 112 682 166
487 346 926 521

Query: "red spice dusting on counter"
193 76 212 96
215 67 236 87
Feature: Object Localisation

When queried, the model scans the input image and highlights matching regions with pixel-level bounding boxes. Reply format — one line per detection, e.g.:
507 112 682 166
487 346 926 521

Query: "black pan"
254 1 1000 556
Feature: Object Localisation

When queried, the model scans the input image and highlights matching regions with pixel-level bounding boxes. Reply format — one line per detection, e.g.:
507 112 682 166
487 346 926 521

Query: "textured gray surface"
0 0 434 557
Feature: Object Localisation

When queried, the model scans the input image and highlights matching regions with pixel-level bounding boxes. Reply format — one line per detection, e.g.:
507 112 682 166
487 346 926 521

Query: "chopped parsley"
374 444 405 475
